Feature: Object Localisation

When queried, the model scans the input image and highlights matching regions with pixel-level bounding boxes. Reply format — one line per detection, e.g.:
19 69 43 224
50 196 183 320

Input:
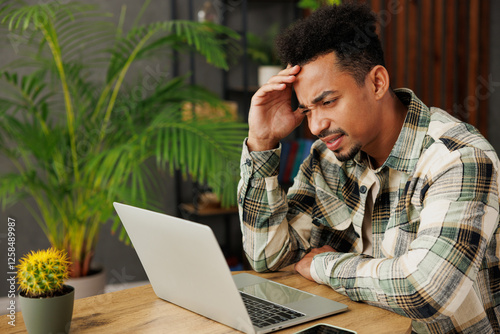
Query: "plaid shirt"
238 89 500 333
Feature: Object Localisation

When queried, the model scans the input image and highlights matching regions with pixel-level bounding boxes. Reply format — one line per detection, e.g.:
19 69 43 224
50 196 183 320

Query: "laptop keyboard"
240 292 305 328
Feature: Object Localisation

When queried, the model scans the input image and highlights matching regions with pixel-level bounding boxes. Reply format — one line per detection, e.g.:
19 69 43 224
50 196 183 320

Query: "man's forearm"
238 139 313 271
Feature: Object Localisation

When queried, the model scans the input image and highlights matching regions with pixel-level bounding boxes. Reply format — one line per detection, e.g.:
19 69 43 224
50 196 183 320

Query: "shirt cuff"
241 138 281 178
310 257 325 284
310 252 346 286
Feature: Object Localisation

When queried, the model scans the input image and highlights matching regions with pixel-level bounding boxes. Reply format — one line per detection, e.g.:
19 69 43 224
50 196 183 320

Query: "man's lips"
322 134 344 151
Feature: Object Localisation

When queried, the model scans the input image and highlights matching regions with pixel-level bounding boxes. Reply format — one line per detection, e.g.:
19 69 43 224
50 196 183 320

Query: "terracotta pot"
19 285 74 334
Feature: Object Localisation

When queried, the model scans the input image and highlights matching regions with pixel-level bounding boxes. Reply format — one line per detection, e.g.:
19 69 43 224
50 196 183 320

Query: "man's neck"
367 90 408 169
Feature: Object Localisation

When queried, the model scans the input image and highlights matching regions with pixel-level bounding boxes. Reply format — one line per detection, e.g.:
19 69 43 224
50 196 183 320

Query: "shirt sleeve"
238 138 316 272
310 147 500 325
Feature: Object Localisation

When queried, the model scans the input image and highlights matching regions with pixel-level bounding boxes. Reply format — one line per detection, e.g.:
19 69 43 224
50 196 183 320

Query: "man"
238 3 500 334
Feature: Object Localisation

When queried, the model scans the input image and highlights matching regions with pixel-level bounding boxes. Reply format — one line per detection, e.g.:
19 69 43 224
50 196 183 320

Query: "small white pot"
66 267 106 299
258 65 283 87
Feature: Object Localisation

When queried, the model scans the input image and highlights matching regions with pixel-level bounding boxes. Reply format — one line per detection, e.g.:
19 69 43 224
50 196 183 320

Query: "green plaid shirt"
238 89 500 334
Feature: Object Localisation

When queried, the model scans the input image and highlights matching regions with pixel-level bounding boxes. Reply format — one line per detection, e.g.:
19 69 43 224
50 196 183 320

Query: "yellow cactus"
17 248 71 298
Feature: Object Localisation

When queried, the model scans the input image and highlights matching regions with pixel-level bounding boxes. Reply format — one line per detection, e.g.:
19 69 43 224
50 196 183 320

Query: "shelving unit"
169 0 302 268
223 0 301 122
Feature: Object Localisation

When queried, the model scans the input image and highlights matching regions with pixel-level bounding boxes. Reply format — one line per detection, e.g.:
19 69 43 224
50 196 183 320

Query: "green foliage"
0 1 247 277
246 23 281 66
297 0 342 11
17 248 71 298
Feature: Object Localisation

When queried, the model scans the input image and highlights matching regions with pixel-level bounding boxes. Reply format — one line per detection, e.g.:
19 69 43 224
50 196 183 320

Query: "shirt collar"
354 88 431 174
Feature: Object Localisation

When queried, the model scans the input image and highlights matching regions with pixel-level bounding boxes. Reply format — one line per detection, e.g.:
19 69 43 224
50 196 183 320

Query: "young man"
238 3 500 334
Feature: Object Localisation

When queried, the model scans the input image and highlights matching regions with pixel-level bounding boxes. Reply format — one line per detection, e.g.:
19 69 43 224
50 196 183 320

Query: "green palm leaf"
0 0 246 276
0 173 29 210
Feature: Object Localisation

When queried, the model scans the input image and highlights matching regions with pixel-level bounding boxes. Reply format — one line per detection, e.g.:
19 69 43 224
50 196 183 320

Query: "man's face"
294 53 378 162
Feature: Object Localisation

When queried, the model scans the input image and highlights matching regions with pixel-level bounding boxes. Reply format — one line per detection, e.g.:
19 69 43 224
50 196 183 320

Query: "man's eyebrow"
298 90 338 109
312 90 336 104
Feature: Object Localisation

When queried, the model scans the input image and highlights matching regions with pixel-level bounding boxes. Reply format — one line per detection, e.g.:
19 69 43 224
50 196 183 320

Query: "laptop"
113 202 347 334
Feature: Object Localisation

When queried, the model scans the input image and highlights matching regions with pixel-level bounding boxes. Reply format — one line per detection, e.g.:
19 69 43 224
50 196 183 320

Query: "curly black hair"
276 2 385 85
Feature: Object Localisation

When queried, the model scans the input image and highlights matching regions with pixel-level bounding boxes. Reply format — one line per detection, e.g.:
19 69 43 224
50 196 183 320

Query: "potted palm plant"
0 1 246 283
17 248 74 334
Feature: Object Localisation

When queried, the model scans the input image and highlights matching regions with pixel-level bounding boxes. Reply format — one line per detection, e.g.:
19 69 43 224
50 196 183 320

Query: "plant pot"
19 285 74 334
66 267 106 299
258 65 283 87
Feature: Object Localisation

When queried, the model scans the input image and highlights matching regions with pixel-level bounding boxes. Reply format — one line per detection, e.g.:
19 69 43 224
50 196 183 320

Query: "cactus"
17 248 71 298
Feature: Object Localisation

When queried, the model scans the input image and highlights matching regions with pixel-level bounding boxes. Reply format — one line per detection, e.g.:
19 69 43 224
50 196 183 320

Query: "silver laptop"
113 202 347 334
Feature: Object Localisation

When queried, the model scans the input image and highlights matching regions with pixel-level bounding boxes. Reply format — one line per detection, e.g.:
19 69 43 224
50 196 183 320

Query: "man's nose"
308 111 329 137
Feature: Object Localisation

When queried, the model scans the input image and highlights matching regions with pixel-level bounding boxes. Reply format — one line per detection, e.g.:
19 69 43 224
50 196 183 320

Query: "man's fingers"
281 64 300 75
261 65 300 85
308 245 336 256
265 73 297 86
253 83 287 98
274 65 301 80
318 245 336 252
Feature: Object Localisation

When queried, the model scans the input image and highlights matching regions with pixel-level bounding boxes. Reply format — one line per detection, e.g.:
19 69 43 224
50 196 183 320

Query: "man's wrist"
247 136 280 152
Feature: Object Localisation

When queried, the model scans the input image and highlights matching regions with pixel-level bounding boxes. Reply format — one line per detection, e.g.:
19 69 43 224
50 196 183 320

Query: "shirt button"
245 158 252 166
359 185 367 194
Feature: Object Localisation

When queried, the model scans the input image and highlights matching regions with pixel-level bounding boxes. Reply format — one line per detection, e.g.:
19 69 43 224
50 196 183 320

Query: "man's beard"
319 129 361 162
333 143 361 162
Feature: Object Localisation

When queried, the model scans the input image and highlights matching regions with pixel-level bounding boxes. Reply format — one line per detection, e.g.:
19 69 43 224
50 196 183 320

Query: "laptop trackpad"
239 281 313 305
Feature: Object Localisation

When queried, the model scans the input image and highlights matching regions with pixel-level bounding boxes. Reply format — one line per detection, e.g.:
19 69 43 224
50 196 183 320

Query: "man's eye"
301 109 310 115
324 99 337 106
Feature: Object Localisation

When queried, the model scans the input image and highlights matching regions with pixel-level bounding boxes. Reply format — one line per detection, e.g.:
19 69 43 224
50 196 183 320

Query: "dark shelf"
179 203 238 217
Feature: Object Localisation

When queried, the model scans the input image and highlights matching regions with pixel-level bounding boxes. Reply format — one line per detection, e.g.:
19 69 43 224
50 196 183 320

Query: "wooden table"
2 269 412 334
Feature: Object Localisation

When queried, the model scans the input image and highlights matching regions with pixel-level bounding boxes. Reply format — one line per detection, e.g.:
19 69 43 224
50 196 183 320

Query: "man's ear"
368 65 390 100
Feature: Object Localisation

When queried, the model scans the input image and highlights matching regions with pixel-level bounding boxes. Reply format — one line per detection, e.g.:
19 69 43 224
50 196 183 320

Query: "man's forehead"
294 69 345 100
